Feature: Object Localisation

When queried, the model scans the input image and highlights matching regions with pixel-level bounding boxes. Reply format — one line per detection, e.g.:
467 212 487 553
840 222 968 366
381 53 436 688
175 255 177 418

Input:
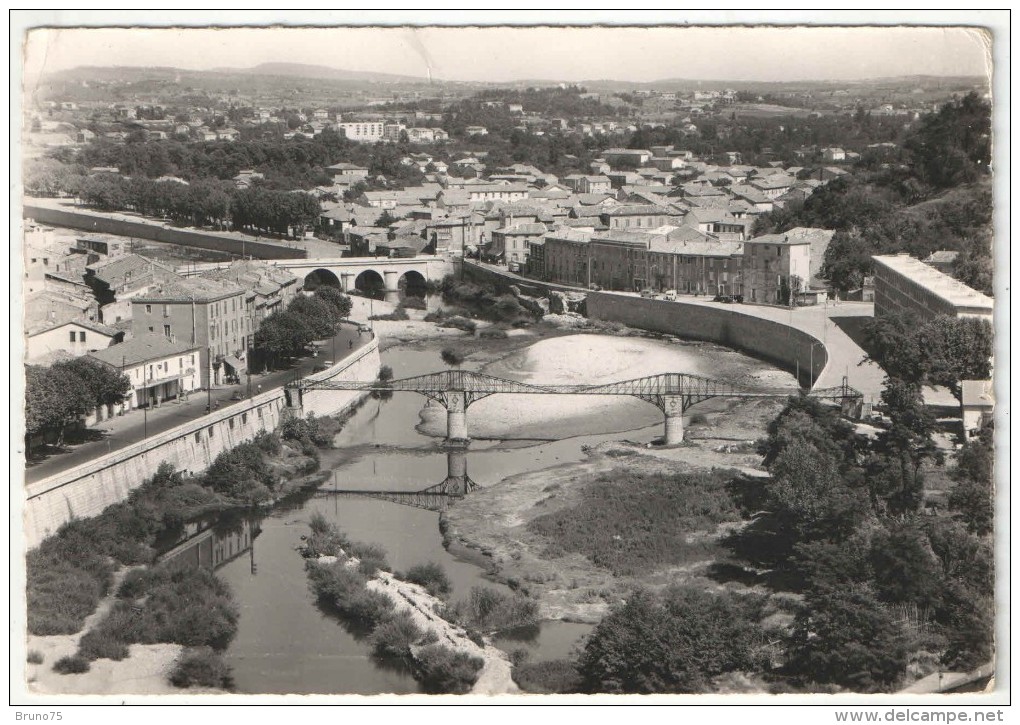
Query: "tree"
24 364 95 444
821 228 875 294
914 316 993 400
947 428 994 536
314 286 353 320
784 587 909 692
577 587 763 694
253 310 314 366
869 379 940 515
54 358 131 412
440 348 464 368
287 295 340 339
375 209 398 228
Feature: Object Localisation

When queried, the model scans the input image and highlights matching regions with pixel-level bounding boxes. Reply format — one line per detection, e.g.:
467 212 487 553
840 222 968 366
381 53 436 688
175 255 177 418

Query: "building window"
164 324 171 338
69 331 76 342
145 304 152 314
81 332 86 342
195 432 201 444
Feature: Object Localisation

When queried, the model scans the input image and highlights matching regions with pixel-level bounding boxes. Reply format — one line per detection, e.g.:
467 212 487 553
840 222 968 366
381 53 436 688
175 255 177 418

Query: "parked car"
357 324 372 333
662 289 678 301
640 289 656 298
588 283 603 291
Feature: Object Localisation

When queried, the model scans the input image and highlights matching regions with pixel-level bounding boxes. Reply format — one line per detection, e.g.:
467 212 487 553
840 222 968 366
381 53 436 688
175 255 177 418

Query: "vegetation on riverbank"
301 514 489 694
26 402 356 692
527 467 741 577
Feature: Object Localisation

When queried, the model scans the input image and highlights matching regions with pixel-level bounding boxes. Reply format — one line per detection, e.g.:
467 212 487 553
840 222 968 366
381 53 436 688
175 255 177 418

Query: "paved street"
24 321 373 485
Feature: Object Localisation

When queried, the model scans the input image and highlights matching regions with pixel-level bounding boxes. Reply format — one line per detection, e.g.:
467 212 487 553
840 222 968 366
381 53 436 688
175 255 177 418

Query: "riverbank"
441 396 783 623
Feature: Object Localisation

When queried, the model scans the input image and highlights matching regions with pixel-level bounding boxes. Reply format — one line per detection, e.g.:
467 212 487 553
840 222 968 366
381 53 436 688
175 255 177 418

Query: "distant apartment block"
872 254 994 323
339 122 385 142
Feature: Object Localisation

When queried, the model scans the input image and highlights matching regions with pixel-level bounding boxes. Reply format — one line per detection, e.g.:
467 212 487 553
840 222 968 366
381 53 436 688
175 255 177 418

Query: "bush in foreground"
414 643 484 694
170 647 233 689
438 316 477 334
369 307 410 322
52 655 90 674
513 659 584 694
78 627 130 661
370 610 425 658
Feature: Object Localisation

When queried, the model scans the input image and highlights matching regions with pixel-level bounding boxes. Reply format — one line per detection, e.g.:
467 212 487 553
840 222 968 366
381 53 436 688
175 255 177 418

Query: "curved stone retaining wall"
586 293 828 387
23 338 381 548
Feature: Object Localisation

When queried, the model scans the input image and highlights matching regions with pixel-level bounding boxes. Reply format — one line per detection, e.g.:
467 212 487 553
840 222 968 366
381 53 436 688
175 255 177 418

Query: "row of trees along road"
252 287 353 370
26 357 130 446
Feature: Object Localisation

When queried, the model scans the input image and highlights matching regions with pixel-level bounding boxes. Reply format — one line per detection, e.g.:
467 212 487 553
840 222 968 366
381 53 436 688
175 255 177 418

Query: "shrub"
304 512 349 557
26 558 110 635
508 648 530 667
307 559 394 627
404 562 452 598
78 627 130 661
99 569 239 652
465 628 486 648
690 413 709 425
52 655 90 674
170 647 233 689
370 610 425 658
513 659 583 694
27 650 43 665
450 587 540 632
202 442 276 503
414 643 484 694
253 429 282 456
400 297 427 310
439 316 477 333
350 541 390 576
118 568 155 599
479 328 508 339
378 365 394 383
369 307 410 321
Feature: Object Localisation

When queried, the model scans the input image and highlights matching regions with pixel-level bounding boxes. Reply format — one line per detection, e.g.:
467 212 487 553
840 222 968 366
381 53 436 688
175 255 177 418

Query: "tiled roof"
89 333 199 368
132 275 245 304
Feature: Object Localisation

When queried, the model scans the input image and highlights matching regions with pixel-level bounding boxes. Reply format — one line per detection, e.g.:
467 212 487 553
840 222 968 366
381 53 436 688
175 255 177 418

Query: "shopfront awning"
222 355 245 372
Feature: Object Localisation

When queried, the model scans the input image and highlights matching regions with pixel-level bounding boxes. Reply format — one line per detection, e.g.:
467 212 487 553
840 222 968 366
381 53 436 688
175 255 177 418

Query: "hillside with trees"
754 93 993 295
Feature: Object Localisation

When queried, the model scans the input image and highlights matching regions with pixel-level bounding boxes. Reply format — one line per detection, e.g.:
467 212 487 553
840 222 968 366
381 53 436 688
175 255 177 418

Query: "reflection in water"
321 447 476 512
158 512 261 574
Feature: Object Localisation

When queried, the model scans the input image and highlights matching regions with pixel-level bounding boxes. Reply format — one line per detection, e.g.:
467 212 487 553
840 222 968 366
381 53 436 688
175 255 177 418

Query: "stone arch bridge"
183 257 454 303
289 369 863 446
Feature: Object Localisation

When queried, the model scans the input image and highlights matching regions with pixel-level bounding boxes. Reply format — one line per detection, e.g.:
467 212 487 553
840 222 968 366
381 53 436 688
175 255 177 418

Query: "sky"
21 22 992 87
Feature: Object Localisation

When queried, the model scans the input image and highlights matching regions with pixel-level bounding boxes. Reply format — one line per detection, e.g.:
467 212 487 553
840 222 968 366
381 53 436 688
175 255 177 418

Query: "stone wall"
586 293 828 386
23 338 381 548
24 204 304 260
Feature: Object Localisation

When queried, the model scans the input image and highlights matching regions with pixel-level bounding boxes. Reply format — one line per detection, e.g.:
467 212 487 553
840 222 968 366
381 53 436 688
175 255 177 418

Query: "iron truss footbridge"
290 369 861 411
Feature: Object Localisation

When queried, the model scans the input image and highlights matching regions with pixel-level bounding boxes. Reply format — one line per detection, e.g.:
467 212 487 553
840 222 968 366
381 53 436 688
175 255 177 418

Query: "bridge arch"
399 270 428 299
303 268 341 291
355 269 386 298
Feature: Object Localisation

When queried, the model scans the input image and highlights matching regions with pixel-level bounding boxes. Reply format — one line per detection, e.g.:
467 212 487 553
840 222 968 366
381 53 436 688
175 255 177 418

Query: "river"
174 331 795 695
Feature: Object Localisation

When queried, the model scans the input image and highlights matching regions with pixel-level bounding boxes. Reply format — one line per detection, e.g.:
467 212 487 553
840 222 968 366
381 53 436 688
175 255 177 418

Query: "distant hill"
211 62 431 84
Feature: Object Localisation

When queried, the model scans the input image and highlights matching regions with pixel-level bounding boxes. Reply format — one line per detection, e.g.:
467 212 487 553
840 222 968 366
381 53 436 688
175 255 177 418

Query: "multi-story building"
26 318 120 364
130 276 248 387
88 333 202 411
327 162 369 185
588 231 668 291
646 238 744 295
603 148 653 167
872 254 994 323
741 233 812 305
339 122 385 143
487 223 548 267
543 229 594 287
465 184 530 203
599 205 672 230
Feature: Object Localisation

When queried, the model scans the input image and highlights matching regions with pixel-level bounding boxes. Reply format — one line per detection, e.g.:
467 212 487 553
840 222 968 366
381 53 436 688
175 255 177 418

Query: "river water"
178 332 795 695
